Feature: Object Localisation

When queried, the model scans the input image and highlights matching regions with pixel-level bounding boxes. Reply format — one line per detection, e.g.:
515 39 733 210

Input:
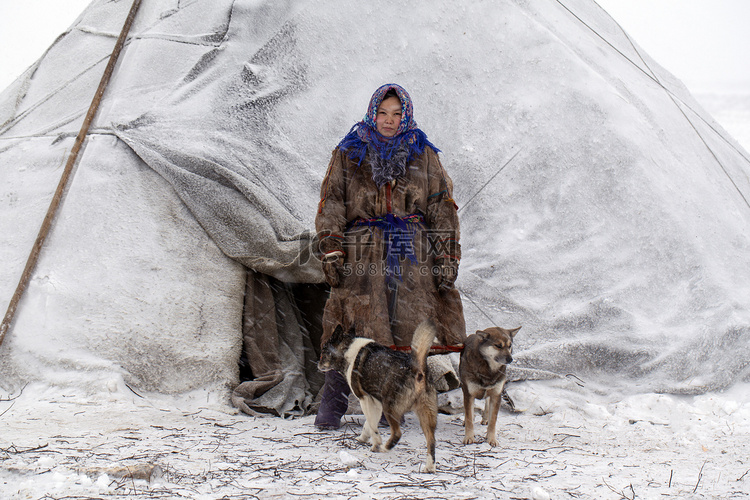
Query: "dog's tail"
411 320 437 393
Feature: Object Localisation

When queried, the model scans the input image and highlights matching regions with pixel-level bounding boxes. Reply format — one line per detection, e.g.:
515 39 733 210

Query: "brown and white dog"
318 321 438 473
459 326 521 446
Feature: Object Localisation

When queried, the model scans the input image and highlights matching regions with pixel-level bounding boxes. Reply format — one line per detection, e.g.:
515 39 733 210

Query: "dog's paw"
487 437 499 447
424 460 436 473
480 418 488 425
370 444 385 453
462 435 478 445
356 434 369 445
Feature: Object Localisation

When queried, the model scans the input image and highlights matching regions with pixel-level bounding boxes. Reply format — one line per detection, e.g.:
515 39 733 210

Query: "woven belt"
348 213 425 281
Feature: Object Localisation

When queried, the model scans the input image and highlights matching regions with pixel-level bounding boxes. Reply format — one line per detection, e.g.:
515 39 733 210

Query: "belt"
347 213 425 282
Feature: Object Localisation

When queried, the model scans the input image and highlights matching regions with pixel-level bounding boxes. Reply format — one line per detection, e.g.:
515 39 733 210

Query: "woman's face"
375 96 402 137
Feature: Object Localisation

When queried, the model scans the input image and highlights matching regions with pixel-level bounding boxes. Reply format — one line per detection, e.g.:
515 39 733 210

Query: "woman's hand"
319 234 345 288
322 251 344 288
434 257 458 291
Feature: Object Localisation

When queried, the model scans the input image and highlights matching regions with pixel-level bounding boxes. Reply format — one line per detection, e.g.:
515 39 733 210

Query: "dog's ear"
331 325 345 342
475 329 490 339
508 326 521 338
346 323 357 338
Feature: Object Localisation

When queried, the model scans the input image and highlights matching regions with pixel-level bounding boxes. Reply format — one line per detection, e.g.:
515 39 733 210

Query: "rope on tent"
569 0 750 158
452 150 525 330
452 0 750 330
618 27 750 212
456 284 505 329
556 0 750 211
0 0 143 349
457 148 522 215
0 53 111 138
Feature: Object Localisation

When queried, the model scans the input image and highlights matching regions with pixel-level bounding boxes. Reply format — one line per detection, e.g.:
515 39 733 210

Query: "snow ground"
2 380 749 499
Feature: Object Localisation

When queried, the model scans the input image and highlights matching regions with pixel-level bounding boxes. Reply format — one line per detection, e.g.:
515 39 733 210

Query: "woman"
314 83 466 429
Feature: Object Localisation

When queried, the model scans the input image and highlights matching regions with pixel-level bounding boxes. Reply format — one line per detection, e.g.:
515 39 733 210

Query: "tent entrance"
233 269 328 417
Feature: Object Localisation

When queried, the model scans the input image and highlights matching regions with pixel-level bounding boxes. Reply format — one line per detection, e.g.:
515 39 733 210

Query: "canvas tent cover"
1 0 750 418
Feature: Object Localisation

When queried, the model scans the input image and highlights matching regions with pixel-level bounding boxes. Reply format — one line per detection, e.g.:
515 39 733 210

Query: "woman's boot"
315 370 350 429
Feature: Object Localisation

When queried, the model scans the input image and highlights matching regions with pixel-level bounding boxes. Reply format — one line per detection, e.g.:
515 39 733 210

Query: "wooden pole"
0 0 143 348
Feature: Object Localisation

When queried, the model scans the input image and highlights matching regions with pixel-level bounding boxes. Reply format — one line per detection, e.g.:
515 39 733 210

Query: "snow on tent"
1 0 750 420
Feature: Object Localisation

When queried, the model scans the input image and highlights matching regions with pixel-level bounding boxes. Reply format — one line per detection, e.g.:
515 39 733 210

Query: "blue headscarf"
337 84 439 186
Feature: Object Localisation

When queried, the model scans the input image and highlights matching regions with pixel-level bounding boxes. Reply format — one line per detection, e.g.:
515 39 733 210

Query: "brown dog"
459 326 520 446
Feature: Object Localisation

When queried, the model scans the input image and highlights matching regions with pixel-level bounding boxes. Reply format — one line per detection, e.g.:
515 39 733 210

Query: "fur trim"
367 141 409 187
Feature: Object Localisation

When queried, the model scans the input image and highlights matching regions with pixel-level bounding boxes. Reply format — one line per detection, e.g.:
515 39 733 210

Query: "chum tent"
1 0 750 419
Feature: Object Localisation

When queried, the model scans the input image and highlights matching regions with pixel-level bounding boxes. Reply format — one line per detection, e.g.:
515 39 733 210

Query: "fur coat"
315 146 466 347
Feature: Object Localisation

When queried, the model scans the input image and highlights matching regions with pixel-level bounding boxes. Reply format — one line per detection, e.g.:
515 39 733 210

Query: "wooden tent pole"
0 0 143 348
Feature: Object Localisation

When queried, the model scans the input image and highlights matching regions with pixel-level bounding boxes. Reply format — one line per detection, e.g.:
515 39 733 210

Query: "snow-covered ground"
3 379 750 499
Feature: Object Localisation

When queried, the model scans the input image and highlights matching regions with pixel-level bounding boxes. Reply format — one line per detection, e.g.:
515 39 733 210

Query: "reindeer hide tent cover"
1 0 750 417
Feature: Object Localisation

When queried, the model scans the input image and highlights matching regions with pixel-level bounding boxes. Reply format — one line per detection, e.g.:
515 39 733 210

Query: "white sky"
0 0 748 93
0 0 92 91
596 0 750 92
